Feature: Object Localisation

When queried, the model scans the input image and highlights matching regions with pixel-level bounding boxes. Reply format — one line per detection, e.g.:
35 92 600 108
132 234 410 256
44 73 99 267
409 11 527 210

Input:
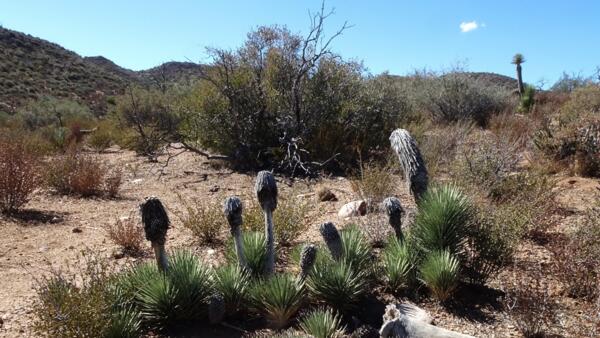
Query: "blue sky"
1 1 598 87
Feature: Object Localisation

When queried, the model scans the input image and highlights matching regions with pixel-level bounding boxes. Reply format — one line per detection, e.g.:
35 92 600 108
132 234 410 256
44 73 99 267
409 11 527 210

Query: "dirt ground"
0 149 598 337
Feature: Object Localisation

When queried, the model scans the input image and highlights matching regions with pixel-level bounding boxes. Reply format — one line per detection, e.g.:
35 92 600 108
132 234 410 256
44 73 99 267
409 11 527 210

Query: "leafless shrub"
350 161 397 208
106 214 145 256
0 137 41 213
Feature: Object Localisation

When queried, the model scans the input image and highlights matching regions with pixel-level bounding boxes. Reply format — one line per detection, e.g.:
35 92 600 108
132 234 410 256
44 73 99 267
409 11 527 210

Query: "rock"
317 187 337 202
338 200 367 218
131 178 143 184
72 227 82 233
0 316 3 328
380 304 474 338
209 185 220 192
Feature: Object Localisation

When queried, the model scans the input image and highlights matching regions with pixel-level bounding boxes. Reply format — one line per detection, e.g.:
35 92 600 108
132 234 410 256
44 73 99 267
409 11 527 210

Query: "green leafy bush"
298 308 345 338
419 250 460 302
249 274 305 329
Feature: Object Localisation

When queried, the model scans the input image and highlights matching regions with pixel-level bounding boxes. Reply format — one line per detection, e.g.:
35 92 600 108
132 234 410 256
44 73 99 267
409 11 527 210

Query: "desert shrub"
175 195 224 244
504 274 557 338
419 250 460 302
87 119 128 151
298 308 345 338
0 136 41 213
551 72 595 93
15 96 93 131
411 184 474 257
518 85 536 113
420 73 510 126
213 264 251 316
115 87 180 158
106 215 145 256
349 161 397 206
381 237 416 292
552 207 600 301
122 250 214 331
32 252 139 338
415 121 474 177
244 193 310 246
226 231 268 277
453 132 519 194
46 151 122 197
175 24 413 173
307 259 370 313
489 112 536 151
249 273 305 329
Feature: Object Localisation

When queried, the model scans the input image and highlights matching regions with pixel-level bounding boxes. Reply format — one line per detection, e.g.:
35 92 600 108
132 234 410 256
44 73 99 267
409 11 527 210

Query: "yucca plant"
105 307 141 338
382 236 416 292
412 184 473 258
306 259 370 313
419 250 460 302
339 225 372 273
118 250 213 331
226 231 268 277
249 273 305 330
298 308 345 338
213 264 251 316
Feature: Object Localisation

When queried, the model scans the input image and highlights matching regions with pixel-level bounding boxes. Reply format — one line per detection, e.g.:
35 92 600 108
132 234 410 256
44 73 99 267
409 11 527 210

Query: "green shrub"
412 184 473 257
382 237 416 292
175 194 224 244
298 308 345 338
244 193 310 246
226 231 268 277
419 250 460 302
105 308 142 338
518 85 536 113
307 259 370 313
213 264 251 316
249 274 305 329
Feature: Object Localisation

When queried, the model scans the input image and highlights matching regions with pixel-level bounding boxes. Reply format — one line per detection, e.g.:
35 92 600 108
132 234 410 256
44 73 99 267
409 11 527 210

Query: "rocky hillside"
0 27 204 114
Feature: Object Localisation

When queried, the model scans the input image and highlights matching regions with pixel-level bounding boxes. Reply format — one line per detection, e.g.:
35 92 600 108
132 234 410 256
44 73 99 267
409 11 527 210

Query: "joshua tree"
140 196 170 272
383 197 404 241
319 222 343 260
297 244 317 283
389 129 429 201
223 196 248 269
512 53 526 96
255 171 278 275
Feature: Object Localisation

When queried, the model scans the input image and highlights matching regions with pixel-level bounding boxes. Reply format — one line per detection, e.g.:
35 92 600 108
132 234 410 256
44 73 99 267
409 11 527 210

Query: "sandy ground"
0 149 598 337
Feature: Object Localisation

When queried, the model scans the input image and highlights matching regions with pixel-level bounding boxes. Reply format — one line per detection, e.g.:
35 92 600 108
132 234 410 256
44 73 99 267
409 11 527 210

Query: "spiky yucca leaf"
339 225 372 272
307 260 370 313
213 264 250 315
124 250 213 330
412 184 473 257
249 274 305 329
382 237 416 292
299 308 345 338
419 250 460 302
226 231 268 277
105 307 141 338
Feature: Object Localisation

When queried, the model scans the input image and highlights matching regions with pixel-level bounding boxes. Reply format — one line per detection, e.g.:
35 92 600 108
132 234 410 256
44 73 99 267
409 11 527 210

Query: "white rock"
337 200 367 218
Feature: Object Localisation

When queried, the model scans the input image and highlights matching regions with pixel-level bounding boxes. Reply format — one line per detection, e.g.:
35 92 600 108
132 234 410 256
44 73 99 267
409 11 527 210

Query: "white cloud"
459 21 480 33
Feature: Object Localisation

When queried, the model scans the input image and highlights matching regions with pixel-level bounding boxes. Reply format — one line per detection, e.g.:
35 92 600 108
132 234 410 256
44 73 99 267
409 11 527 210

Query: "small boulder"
338 200 367 218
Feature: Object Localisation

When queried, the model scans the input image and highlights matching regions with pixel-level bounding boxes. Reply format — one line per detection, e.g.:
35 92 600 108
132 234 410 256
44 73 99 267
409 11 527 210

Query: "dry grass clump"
0 136 41 213
175 194 224 244
350 161 397 207
245 192 310 246
106 214 145 256
45 151 122 197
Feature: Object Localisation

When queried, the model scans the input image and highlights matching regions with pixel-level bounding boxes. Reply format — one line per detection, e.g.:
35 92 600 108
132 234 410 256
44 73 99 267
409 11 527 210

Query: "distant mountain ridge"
0 26 517 114
0 27 204 113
